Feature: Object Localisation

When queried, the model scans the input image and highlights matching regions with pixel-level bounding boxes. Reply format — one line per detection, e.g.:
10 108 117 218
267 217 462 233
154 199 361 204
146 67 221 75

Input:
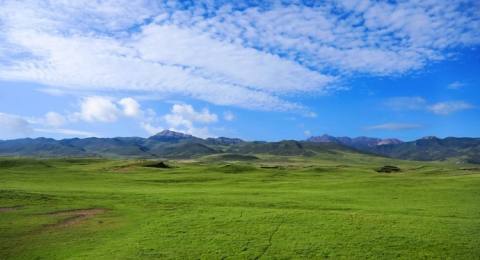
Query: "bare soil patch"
45 208 107 228
0 206 22 213
110 165 136 173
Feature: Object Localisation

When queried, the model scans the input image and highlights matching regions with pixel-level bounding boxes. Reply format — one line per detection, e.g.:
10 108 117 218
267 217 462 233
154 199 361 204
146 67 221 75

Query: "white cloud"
34 128 97 137
447 81 465 90
44 112 66 127
0 112 98 139
0 2 319 112
384 97 427 111
305 111 318 118
181 127 211 139
428 101 475 115
367 123 422 131
173 1 480 75
75 96 120 123
160 104 218 138
304 130 312 136
134 24 334 93
385 97 475 116
72 96 145 122
140 122 163 135
4 96 197 139
139 104 219 138
26 97 145 135
0 29 302 111
0 112 33 139
119 97 142 117
223 111 235 121
0 1 477 113
166 104 218 125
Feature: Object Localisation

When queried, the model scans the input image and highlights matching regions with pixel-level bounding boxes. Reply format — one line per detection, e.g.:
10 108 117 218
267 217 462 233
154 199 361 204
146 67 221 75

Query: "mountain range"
307 134 480 163
0 130 478 163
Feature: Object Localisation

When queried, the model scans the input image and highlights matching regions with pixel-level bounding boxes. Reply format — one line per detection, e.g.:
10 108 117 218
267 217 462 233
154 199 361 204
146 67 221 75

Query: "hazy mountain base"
0 152 479 259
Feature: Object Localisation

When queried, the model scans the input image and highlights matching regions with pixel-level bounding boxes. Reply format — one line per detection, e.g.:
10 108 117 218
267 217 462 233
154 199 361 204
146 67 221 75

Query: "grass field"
1 154 480 259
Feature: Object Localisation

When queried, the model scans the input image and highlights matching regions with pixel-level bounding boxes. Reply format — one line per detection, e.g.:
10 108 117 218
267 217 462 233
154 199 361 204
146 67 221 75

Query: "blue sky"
0 0 479 141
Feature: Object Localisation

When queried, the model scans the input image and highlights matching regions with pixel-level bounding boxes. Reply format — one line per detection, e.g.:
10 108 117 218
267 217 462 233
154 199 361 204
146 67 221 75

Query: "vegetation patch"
376 165 402 173
0 159 51 169
140 177 219 184
260 165 285 169
310 167 333 173
459 167 480 171
58 158 105 164
216 154 259 161
218 164 256 173
143 161 171 168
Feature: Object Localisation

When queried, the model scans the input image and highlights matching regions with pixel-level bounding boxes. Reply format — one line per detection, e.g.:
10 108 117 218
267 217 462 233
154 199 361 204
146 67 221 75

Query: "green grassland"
1 152 480 259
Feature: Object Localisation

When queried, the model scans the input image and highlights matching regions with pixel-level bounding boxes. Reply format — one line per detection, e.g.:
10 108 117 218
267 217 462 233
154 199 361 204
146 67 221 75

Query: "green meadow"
1 154 479 259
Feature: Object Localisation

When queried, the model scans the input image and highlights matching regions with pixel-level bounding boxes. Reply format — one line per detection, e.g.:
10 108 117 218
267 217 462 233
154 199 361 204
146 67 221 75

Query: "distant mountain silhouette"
0 130 353 159
0 131 478 163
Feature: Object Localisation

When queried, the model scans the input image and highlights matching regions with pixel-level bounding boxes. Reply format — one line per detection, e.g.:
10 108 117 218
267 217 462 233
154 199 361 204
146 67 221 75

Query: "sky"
0 0 479 141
